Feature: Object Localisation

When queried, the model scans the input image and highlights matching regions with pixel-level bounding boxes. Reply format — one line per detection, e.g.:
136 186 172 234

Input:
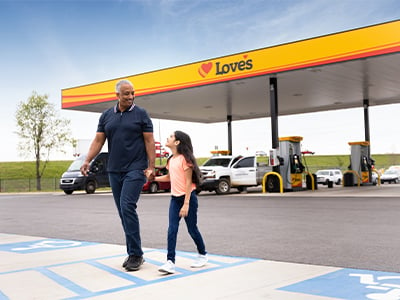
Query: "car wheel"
85 181 96 194
149 182 158 193
266 175 280 193
64 190 73 195
237 186 247 193
336 179 341 185
325 179 330 185
216 178 230 195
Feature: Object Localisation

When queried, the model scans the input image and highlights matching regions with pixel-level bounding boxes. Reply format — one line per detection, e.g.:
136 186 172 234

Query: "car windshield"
203 158 232 167
316 171 329 175
384 169 398 175
67 155 86 171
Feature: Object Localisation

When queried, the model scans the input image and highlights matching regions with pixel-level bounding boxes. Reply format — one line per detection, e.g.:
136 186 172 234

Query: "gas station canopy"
61 20 400 123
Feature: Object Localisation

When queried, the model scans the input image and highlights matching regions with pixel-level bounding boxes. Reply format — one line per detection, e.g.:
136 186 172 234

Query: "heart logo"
198 62 212 78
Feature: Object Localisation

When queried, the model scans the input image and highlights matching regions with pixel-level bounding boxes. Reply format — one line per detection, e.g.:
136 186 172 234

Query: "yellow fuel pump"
345 141 375 186
278 136 305 191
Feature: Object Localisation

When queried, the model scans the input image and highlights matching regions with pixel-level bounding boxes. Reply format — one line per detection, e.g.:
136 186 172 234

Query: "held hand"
80 162 90 176
179 203 189 218
144 168 155 181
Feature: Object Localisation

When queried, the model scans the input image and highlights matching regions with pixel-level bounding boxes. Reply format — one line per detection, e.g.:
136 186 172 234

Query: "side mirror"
90 166 99 173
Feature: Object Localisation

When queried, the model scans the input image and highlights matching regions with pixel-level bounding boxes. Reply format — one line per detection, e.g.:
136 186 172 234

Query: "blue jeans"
108 170 146 256
167 191 207 263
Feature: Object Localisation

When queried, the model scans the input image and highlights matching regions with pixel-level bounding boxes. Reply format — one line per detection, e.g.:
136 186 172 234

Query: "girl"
155 130 207 274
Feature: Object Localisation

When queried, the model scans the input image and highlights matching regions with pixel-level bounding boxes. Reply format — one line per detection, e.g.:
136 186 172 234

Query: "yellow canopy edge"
62 20 400 109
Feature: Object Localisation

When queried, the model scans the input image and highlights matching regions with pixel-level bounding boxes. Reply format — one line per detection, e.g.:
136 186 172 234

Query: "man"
81 79 156 271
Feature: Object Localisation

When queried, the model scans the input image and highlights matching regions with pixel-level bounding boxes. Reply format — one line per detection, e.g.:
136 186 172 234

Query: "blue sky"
1 0 399 161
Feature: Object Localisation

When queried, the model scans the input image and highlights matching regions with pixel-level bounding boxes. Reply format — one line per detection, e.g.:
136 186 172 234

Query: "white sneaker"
190 254 208 268
158 260 175 274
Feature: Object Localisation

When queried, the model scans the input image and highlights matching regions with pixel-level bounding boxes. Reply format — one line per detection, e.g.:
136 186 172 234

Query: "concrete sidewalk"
1 233 400 300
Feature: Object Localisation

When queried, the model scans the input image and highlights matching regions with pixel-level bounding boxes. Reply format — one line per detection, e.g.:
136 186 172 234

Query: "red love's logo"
198 62 212 78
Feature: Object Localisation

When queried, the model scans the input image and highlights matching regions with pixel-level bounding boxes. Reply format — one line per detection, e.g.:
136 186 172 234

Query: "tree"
15 91 75 191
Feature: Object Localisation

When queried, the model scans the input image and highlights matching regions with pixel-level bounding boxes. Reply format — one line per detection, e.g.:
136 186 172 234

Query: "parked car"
199 155 270 194
255 150 268 157
155 142 169 158
380 169 400 184
142 166 171 193
316 169 343 185
59 153 109 194
388 165 400 171
371 172 378 185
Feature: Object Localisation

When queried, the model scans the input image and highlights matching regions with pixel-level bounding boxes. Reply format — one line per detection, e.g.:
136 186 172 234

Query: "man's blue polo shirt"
97 103 153 172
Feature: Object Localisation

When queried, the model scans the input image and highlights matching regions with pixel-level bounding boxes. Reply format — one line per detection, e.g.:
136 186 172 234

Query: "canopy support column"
227 115 232 155
270 77 279 172
363 99 370 155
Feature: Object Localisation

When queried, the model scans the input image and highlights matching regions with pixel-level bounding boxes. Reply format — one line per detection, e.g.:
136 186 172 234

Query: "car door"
334 170 342 183
230 157 257 185
93 154 109 187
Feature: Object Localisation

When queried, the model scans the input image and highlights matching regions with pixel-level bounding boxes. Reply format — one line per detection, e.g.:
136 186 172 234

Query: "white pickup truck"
199 155 271 194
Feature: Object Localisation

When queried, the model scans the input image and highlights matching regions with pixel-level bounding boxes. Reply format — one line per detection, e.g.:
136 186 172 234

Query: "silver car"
380 169 400 184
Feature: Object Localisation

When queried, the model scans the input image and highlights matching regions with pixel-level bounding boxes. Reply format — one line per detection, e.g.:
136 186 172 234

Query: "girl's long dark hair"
169 130 202 186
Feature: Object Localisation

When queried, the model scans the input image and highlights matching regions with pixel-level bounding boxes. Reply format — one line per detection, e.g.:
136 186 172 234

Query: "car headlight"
204 170 216 179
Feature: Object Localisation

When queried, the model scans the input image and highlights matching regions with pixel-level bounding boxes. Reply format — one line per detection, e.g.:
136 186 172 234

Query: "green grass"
0 161 71 180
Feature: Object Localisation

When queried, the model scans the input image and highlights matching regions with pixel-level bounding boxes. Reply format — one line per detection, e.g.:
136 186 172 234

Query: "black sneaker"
124 255 144 271
122 256 129 268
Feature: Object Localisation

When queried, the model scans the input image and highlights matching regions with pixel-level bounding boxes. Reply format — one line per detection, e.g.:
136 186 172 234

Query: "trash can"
314 174 318 190
327 180 333 188
306 174 318 190
343 172 353 187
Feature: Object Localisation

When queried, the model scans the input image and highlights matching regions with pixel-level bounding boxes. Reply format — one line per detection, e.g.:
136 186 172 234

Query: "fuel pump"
278 136 305 191
346 141 374 186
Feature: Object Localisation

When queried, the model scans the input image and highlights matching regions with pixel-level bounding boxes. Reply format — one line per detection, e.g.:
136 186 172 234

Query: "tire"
336 179 341 185
85 181 96 194
64 190 73 195
266 175 280 193
149 182 158 193
216 178 230 195
325 179 330 185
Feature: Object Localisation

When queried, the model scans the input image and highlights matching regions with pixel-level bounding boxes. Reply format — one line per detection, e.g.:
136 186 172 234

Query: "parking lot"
2 184 400 271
